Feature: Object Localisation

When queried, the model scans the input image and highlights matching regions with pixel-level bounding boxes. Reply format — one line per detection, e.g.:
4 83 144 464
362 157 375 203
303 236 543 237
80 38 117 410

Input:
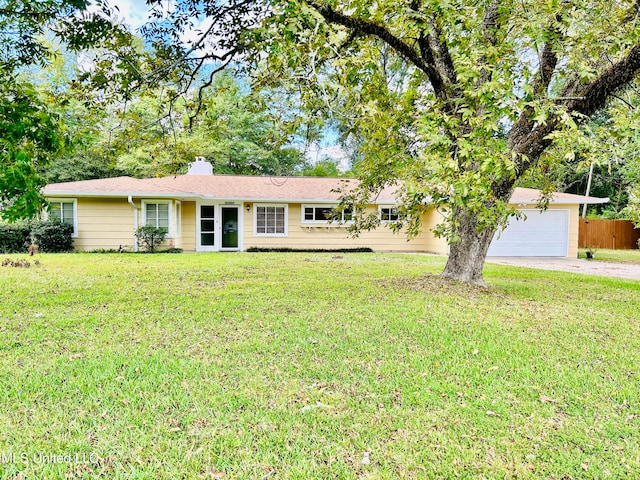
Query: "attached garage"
487 209 569 257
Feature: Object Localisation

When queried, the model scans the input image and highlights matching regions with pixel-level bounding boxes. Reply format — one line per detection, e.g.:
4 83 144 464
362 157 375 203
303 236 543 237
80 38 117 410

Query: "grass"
0 252 639 479
578 248 640 264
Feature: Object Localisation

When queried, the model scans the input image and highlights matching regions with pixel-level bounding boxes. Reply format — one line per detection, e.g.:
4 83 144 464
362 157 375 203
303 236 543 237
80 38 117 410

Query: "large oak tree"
77 1 640 283
136 0 640 284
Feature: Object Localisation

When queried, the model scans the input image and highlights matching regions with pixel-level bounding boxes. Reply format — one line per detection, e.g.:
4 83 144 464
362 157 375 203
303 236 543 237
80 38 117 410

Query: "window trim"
46 198 78 238
302 204 353 225
254 203 288 237
175 200 182 238
142 200 173 237
379 206 400 223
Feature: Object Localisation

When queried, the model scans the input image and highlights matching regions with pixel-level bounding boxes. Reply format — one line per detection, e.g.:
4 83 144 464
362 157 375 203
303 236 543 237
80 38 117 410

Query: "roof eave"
510 196 610 205
43 191 203 199
203 196 398 204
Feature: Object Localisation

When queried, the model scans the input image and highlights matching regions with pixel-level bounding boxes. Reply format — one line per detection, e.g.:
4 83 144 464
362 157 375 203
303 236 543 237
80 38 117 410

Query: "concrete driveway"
486 257 640 281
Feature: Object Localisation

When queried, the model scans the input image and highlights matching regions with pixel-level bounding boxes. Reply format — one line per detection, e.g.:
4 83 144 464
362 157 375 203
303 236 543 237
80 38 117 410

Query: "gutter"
128 196 139 252
44 191 201 199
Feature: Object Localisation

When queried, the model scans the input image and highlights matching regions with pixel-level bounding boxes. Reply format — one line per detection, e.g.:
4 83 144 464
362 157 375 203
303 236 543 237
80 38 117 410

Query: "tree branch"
426 17 457 85
474 1 501 98
510 43 640 183
306 1 447 99
188 55 237 129
508 23 561 151
565 44 640 117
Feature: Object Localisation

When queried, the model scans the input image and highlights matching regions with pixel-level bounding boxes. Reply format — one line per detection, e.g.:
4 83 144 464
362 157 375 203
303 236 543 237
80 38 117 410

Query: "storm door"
221 206 239 250
200 205 216 248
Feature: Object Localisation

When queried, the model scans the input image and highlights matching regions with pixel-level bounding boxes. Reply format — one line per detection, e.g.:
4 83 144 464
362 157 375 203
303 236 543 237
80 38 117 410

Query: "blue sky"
107 0 152 31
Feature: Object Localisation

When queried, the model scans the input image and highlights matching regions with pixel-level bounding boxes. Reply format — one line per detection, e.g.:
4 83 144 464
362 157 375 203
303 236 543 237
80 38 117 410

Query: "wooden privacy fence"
579 219 640 249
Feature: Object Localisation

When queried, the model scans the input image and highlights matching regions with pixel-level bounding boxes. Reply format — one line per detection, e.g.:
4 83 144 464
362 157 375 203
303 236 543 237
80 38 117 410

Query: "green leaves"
0 74 63 221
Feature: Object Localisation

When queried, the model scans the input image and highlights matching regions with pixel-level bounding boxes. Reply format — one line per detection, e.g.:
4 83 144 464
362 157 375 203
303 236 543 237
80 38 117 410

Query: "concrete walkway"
486 257 640 281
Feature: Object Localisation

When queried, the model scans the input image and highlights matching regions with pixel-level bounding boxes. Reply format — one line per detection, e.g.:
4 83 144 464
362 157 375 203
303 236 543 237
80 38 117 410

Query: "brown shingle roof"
43 174 608 205
144 175 379 201
43 176 190 196
44 174 397 202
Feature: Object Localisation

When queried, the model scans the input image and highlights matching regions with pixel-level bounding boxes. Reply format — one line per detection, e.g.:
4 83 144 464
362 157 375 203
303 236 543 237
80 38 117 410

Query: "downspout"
128 196 139 252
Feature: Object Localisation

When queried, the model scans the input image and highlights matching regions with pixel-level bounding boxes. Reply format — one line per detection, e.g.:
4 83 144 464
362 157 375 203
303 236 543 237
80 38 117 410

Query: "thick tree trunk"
441 206 498 286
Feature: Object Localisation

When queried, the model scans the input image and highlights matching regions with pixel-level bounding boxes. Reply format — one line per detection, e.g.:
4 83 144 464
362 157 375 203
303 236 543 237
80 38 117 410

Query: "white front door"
196 204 242 252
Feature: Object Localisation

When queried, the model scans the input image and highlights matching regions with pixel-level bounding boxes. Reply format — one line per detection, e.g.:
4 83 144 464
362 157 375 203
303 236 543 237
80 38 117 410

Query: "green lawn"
1 253 639 479
578 248 640 264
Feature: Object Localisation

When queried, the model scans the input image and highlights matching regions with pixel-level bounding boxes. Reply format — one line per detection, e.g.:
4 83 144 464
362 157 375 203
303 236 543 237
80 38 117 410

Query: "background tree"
29 35 307 182
29 42 119 184
301 159 343 177
0 74 63 220
99 73 306 177
0 0 125 219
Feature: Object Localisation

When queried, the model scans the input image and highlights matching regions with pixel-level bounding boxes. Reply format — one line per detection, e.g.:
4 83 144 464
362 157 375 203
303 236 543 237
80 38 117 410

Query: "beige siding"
567 204 579 258
74 198 136 251
422 208 449 255
243 203 429 252
63 197 198 252
414 204 580 257
181 201 197 252
61 197 579 257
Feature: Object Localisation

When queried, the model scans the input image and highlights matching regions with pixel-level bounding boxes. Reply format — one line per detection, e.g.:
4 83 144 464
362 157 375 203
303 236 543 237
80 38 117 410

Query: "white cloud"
305 142 351 172
107 0 151 31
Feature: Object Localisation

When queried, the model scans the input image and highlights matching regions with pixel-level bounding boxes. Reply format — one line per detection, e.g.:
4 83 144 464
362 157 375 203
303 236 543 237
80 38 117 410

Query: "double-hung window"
48 200 77 237
144 202 170 234
255 205 287 236
303 205 353 224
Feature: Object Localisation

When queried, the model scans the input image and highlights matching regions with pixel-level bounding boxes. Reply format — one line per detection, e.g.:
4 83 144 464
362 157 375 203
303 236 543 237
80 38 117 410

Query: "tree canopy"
0 73 63 220
0 0 124 220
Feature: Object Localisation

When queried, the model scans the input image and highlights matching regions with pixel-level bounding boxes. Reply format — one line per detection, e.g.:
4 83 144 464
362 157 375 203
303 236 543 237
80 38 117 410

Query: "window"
303 205 353 224
380 207 399 222
255 205 287 236
48 200 77 237
143 201 170 234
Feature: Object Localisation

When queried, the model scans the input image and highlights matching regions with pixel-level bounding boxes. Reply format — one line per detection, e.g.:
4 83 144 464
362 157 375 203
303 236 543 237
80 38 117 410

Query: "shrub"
135 226 168 252
0 221 31 253
30 220 74 252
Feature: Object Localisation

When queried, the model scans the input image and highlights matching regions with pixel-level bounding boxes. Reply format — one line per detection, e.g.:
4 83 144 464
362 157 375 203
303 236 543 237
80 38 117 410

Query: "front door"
221 206 239 250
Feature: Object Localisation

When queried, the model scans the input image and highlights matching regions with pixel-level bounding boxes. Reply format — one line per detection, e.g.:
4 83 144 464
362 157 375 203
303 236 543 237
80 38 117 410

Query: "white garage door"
487 209 569 257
